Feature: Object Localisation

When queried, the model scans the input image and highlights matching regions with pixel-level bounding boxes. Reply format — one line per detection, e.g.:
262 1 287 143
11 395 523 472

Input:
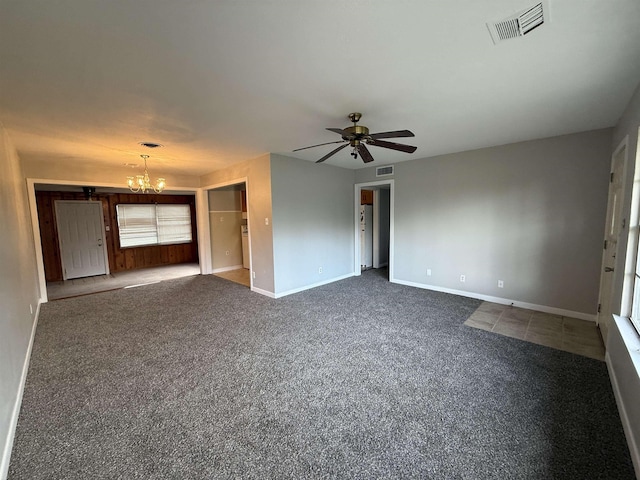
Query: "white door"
597 144 627 342
55 201 108 280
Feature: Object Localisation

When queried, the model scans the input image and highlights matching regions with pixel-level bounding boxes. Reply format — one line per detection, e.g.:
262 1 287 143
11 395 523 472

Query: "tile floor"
213 268 251 287
47 264 252 301
465 302 606 361
47 263 201 300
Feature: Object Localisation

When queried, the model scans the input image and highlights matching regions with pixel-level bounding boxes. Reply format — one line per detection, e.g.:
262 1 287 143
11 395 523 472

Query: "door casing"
354 180 394 279
597 139 629 342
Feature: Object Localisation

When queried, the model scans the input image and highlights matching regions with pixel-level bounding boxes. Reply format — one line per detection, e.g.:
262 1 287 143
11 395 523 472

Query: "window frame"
619 133 640 336
116 203 193 249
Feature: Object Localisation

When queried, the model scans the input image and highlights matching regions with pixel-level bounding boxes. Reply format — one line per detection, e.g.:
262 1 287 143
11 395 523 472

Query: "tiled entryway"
214 268 251 287
465 302 605 361
47 263 200 300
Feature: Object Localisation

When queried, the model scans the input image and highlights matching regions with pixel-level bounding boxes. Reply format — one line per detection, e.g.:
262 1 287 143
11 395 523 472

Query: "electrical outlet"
265 217 269 225
498 280 504 288
252 271 256 279
220 216 224 222
427 269 432 276
318 266 323 274
460 274 466 283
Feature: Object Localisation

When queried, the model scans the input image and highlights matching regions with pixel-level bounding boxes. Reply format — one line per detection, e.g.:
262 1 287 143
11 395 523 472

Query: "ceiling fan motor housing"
343 125 370 146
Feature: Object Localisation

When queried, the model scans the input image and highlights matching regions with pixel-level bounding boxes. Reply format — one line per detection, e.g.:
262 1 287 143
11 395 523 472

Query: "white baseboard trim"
606 350 640 478
390 278 596 322
274 273 355 299
251 286 276 298
212 265 244 273
606 316 640 478
1 301 41 480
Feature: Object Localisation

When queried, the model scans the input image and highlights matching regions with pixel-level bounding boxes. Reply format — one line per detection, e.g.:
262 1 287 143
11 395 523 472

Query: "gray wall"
356 129 612 315
208 189 241 212
0 125 40 476
270 154 355 295
378 188 390 267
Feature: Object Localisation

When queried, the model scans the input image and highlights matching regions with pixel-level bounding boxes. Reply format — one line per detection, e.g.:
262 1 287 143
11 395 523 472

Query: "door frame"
597 136 629 339
373 189 380 269
200 177 252 290
54 200 109 281
372 188 391 269
354 180 394 279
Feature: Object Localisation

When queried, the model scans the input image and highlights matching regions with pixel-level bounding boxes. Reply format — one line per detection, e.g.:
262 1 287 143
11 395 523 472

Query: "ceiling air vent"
487 2 547 44
376 165 394 177
139 142 164 149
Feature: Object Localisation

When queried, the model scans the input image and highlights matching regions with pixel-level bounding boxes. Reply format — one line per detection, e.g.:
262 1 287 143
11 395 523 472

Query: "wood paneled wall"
36 191 199 282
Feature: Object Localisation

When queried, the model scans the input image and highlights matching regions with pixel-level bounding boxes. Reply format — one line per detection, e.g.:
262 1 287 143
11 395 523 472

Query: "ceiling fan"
293 112 417 164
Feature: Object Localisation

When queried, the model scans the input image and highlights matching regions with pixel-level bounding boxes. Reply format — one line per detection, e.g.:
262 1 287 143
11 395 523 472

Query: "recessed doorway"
355 180 394 280
208 181 251 288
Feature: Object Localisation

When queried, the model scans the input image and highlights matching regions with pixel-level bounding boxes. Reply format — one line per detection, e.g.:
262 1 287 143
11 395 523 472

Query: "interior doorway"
355 180 394 279
208 181 251 288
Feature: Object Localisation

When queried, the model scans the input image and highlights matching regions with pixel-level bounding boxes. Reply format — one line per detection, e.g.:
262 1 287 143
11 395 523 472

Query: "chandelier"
127 154 166 193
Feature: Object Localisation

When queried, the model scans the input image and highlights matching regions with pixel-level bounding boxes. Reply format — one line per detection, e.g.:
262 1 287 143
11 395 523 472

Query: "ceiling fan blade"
326 128 346 136
357 143 375 163
370 130 415 140
369 139 417 154
316 143 348 163
293 140 345 152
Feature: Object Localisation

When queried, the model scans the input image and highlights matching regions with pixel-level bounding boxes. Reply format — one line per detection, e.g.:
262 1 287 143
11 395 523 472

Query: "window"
631 269 640 334
621 132 640 336
630 206 640 334
116 204 192 248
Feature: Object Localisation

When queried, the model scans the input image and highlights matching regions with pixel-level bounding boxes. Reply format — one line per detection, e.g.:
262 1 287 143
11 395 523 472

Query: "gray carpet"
9 269 635 479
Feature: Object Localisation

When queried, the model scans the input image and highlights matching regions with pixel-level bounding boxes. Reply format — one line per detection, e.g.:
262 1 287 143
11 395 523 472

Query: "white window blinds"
116 204 192 248
157 204 192 245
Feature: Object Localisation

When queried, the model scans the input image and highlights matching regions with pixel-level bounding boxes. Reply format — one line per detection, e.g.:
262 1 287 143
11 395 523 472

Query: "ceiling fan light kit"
294 112 417 164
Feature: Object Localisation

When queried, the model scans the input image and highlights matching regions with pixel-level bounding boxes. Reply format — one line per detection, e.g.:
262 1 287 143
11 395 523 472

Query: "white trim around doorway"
354 180 394 280
201 177 252 291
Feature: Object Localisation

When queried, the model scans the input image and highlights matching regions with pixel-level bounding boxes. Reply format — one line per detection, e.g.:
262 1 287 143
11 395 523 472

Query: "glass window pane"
632 274 640 334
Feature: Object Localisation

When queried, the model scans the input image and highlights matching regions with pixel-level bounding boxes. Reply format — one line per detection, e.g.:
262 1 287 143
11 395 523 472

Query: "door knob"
604 267 614 272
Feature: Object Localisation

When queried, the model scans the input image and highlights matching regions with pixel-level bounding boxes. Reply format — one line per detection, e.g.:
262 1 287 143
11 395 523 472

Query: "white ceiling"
1 0 639 176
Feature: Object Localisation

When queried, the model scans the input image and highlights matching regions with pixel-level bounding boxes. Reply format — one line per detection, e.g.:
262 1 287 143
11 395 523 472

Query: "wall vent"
376 165 394 177
487 2 548 44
